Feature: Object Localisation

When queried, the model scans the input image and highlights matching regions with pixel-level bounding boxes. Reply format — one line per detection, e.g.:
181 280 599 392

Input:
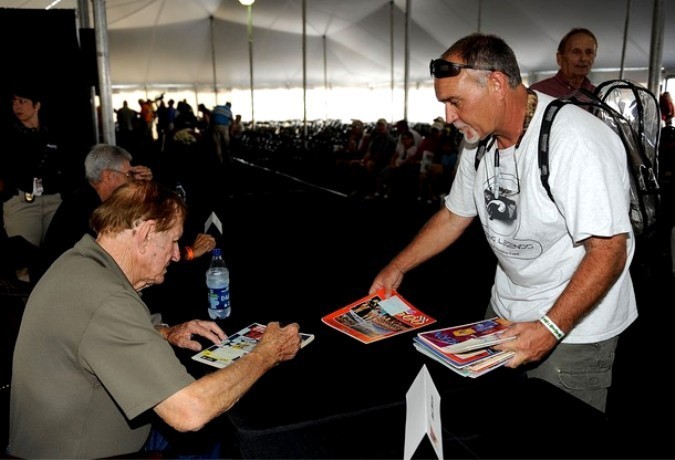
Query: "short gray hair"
84 144 133 183
444 33 522 88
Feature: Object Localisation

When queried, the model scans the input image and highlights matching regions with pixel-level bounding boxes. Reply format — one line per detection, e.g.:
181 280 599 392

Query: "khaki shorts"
485 304 618 413
524 336 618 413
3 192 62 247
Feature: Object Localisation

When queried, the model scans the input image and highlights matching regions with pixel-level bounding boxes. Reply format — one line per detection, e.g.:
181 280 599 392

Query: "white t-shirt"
446 91 637 344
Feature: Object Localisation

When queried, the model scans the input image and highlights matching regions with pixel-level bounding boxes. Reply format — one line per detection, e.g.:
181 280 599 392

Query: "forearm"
545 234 628 335
155 322 299 431
155 350 275 432
497 233 629 367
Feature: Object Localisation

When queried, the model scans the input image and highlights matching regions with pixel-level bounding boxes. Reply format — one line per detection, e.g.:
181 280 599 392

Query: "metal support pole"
92 0 115 145
302 0 307 144
210 15 218 104
77 0 90 28
390 0 394 122
619 0 632 79
77 0 98 143
477 0 482 33
247 5 255 126
403 0 410 121
323 35 328 120
647 0 665 95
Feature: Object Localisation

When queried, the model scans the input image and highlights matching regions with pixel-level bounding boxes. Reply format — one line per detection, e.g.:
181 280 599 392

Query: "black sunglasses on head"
429 59 505 78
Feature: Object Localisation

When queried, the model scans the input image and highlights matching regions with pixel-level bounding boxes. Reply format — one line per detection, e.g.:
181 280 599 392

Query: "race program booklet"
321 289 436 344
192 322 315 369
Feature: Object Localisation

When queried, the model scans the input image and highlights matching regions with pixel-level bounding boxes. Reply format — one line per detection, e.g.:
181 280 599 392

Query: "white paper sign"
404 365 443 460
204 211 223 235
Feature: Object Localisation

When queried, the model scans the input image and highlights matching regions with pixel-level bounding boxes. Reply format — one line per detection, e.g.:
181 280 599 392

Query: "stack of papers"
413 317 516 378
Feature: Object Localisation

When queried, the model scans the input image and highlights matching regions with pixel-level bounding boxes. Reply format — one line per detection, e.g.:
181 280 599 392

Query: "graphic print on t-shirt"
482 148 542 260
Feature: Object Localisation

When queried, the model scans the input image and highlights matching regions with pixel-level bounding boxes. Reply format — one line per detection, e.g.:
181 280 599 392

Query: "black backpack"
476 79 662 237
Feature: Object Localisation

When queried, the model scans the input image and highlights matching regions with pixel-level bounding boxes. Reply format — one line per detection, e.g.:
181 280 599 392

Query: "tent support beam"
619 0 631 79
648 0 665 94
210 16 218 103
323 35 328 120
404 0 410 121
247 4 254 126
390 0 394 122
302 0 307 145
93 0 115 145
78 0 98 143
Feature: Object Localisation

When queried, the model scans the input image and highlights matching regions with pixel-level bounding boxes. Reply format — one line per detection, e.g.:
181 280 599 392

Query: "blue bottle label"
208 287 230 309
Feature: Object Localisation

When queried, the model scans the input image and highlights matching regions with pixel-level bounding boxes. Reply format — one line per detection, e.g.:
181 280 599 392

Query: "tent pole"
247 4 254 126
619 0 631 79
210 16 218 104
78 0 98 143
390 0 394 122
648 0 665 95
404 0 410 121
323 35 328 121
92 0 115 145
302 0 307 145
477 0 482 33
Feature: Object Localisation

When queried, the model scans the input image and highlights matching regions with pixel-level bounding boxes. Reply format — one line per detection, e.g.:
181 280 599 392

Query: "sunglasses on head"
429 59 504 78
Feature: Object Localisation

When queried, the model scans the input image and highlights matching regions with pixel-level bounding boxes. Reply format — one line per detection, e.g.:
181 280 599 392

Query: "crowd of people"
1 24 674 459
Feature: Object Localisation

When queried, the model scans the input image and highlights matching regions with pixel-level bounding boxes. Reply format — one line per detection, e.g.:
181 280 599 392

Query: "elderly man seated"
9 180 303 458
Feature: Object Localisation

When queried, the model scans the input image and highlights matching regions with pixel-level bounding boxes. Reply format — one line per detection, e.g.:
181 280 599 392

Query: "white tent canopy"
6 0 675 90
4 0 674 129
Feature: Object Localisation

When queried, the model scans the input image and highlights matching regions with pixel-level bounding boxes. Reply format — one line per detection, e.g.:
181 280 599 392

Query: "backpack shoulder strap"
538 98 572 202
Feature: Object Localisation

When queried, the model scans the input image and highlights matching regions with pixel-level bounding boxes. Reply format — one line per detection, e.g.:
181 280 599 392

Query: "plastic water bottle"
206 248 230 320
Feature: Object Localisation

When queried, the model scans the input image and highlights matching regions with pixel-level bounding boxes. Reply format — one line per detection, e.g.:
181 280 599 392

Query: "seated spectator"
39 145 214 280
416 121 445 202
348 118 396 198
425 134 460 203
333 119 370 192
376 130 419 199
394 119 421 149
335 119 369 165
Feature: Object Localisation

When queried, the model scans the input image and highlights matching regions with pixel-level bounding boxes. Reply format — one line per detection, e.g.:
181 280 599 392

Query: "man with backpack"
370 33 636 413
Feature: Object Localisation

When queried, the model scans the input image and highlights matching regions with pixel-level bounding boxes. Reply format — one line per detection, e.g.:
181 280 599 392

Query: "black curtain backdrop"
0 7 97 183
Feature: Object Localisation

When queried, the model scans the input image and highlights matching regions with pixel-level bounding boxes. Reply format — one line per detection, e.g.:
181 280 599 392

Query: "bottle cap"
211 248 221 256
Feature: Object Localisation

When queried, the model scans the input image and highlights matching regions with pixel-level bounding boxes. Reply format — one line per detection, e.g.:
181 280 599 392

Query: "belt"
13 189 59 203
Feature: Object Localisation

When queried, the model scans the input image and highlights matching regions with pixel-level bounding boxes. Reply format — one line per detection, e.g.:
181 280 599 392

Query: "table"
154 189 617 459
177 301 613 459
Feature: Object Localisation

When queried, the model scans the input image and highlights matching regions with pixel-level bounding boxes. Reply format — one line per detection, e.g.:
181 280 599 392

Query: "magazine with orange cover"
321 289 436 344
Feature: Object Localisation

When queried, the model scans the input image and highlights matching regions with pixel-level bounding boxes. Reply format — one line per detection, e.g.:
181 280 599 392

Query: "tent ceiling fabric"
5 0 675 89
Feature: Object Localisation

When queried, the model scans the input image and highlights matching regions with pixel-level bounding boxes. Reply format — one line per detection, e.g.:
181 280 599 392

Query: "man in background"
40 144 214 280
211 101 233 165
529 27 597 97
